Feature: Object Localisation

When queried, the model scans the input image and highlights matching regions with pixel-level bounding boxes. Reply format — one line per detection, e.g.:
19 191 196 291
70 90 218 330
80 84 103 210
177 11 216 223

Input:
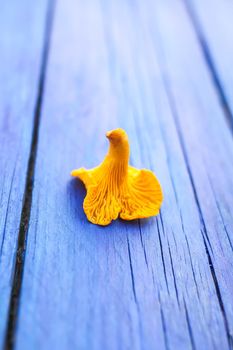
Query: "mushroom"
71 128 163 226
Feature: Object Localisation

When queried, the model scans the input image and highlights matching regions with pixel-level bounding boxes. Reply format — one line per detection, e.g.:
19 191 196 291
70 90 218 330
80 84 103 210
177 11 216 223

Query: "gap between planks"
3 0 56 349
183 0 233 133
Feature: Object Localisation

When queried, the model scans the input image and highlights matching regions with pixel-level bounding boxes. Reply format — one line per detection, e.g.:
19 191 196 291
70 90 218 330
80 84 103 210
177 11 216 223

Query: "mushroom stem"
104 130 130 185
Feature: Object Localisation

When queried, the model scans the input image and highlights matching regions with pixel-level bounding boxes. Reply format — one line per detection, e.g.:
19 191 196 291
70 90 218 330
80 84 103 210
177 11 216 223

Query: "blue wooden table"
1 0 233 349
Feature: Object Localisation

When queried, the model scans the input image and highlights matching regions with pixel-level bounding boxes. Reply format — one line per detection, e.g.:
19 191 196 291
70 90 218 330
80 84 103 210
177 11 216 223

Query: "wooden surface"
0 0 233 349
0 0 48 348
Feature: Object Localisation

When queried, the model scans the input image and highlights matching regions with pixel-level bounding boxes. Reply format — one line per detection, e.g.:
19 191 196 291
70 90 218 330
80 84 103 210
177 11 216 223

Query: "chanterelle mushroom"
71 128 163 226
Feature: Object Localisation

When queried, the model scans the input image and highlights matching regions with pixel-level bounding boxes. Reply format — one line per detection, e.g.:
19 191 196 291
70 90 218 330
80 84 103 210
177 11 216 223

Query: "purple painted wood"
8 0 232 349
186 0 233 130
0 0 48 347
146 1 233 337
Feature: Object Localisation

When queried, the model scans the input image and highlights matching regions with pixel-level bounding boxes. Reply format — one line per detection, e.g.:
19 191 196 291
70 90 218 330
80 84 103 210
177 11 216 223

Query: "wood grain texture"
185 0 233 130
147 1 233 339
0 0 48 347
9 0 233 349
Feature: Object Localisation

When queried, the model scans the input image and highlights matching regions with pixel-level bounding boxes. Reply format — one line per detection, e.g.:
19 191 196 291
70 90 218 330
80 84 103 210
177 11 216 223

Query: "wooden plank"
185 0 233 130
0 0 49 347
15 0 233 349
141 0 233 345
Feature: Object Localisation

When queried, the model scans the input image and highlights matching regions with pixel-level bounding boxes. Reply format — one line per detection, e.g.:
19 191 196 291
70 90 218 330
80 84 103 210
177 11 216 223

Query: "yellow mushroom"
71 128 163 226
